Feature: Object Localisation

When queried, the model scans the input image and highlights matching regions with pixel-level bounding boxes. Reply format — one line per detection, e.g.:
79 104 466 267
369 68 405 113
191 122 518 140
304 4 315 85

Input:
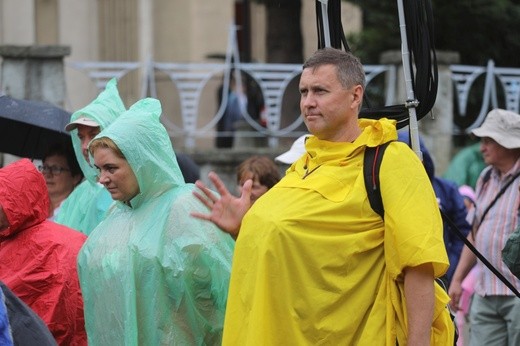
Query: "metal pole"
318 0 331 47
396 0 422 160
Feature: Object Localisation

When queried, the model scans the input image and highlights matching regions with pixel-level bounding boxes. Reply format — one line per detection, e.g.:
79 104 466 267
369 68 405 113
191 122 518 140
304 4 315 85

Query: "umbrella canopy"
0 95 71 160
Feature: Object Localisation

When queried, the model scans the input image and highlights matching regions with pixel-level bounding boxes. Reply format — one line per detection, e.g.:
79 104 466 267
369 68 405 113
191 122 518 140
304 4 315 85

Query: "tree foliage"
348 0 520 67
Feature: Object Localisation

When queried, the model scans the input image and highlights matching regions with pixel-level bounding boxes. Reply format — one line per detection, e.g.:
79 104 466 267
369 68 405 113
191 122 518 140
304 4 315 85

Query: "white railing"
67 59 396 148
451 60 520 133
66 25 402 148
67 20 520 148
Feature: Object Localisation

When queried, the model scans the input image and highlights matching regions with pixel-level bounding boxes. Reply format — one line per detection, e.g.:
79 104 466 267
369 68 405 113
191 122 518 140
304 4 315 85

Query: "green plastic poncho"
55 78 126 235
442 142 486 188
77 98 235 345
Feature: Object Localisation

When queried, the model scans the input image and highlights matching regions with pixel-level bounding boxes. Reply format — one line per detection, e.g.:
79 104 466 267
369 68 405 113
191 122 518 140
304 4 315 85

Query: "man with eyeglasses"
54 78 126 235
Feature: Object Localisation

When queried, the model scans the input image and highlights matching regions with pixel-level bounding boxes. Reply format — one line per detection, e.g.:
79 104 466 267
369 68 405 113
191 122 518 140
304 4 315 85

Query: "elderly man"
449 109 520 346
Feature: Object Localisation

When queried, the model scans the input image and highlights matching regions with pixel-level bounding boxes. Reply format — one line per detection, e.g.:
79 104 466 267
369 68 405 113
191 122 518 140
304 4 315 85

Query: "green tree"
433 0 520 66
349 0 520 67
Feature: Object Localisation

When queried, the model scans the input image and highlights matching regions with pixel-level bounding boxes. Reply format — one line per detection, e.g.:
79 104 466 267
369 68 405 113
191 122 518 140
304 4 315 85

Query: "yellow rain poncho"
55 78 125 235
223 118 454 345
77 98 234 345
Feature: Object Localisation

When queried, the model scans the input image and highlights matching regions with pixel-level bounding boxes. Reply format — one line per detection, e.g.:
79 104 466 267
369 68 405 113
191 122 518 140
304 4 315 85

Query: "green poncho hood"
55 78 125 234
69 78 126 183
94 97 185 208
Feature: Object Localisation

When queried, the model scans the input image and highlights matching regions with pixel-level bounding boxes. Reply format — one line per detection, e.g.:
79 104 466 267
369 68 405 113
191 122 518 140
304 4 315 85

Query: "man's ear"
351 85 364 110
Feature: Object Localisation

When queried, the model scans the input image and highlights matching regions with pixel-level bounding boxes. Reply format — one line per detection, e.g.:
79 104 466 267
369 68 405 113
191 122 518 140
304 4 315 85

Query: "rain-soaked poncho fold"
78 98 234 345
55 78 125 235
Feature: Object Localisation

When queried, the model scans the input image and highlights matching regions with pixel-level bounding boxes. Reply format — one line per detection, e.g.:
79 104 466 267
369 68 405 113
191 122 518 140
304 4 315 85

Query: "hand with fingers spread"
192 171 253 239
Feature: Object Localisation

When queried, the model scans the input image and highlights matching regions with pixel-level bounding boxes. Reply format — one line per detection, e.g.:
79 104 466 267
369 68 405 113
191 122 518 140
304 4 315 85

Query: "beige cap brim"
65 116 100 132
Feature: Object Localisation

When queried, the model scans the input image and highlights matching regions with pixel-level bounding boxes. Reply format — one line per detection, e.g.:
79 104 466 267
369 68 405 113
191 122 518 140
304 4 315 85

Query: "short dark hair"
43 140 83 178
303 48 365 90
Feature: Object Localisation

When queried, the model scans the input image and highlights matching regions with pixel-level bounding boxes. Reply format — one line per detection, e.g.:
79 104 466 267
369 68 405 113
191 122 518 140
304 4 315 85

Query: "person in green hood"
55 78 126 235
78 97 234 345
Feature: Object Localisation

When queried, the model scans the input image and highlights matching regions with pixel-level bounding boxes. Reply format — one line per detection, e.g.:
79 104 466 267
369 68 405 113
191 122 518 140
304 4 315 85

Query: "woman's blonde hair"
89 137 126 159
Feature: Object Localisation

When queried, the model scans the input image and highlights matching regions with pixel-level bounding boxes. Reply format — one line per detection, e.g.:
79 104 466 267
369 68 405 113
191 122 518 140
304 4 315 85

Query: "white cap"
65 116 100 132
275 135 309 164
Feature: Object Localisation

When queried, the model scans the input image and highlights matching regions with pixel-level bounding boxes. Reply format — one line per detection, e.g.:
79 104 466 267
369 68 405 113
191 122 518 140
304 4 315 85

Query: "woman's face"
93 147 140 202
41 154 81 198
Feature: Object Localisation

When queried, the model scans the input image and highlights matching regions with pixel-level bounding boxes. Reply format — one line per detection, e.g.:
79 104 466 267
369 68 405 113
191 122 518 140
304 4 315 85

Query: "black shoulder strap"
363 142 392 219
364 142 520 298
473 169 520 235
440 210 520 298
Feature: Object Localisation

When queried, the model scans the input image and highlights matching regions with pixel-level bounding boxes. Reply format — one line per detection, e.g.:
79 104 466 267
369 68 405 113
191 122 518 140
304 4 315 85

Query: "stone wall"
0 45 70 106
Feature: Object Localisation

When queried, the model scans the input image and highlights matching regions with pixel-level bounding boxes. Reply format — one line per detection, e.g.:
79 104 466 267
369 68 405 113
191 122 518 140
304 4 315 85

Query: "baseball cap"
275 134 309 164
64 116 100 132
471 109 520 149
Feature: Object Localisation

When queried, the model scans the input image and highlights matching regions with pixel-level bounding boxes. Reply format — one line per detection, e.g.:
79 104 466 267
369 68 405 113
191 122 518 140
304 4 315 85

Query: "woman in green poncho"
77 98 234 345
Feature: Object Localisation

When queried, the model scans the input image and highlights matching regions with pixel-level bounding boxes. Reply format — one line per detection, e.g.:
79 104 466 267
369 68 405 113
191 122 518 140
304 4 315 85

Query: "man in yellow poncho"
193 48 455 345
78 98 234 345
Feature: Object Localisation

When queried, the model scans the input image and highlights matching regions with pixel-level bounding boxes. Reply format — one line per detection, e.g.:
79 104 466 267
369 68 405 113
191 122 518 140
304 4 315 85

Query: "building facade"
0 0 361 111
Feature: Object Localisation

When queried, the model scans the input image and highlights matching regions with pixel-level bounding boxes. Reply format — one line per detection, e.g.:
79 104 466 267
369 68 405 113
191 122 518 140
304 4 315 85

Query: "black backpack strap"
441 209 520 298
363 142 392 219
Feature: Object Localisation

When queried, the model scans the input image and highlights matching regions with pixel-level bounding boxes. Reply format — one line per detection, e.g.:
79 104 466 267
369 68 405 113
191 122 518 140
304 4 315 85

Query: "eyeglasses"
38 165 70 175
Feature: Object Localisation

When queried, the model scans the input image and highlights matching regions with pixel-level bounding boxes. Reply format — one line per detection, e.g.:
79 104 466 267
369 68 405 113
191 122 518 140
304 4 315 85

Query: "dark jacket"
1 281 56 346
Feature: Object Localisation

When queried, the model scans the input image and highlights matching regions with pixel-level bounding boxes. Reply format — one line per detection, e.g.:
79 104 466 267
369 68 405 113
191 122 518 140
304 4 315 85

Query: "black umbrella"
0 95 71 160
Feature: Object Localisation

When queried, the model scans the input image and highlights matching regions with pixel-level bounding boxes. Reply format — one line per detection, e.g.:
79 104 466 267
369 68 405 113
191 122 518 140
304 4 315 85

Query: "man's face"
77 124 101 163
299 64 362 142
480 137 511 168
0 205 9 231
